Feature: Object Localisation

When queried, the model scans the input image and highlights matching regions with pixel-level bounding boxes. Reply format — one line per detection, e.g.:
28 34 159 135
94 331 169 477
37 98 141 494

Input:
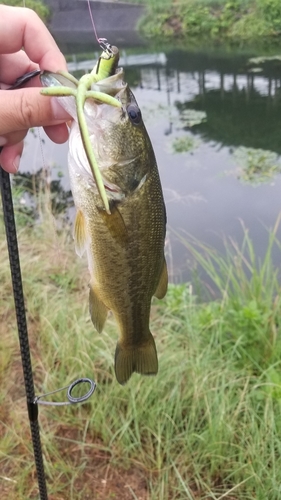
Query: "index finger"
0 5 67 72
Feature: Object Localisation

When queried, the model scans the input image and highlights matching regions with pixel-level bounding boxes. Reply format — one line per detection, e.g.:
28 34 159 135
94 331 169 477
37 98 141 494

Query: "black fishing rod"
0 161 49 500
0 71 96 499
0 156 96 500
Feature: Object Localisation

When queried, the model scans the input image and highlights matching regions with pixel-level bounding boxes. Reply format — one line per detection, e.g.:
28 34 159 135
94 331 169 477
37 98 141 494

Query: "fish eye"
127 104 142 125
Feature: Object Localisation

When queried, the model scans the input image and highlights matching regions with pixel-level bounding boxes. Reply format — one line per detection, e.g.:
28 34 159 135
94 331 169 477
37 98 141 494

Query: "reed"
1 195 281 498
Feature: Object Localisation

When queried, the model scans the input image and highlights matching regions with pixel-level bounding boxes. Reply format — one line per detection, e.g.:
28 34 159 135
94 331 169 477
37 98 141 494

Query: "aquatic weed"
232 146 281 185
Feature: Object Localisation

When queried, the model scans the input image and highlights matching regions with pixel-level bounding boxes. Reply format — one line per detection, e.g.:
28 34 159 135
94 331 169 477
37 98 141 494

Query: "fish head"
77 68 155 199
41 61 155 203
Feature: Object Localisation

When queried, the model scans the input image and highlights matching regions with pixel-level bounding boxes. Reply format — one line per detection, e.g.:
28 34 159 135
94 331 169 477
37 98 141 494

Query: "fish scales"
87 165 165 340
41 47 168 384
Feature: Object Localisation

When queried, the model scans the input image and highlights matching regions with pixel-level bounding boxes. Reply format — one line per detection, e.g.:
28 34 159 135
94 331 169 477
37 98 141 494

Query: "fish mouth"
92 68 130 109
41 65 133 204
40 67 128 104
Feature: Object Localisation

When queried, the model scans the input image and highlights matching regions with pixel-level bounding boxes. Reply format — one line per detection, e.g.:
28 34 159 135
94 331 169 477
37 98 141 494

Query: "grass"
136 0 281 45
2 0 50 22
1 189 281 498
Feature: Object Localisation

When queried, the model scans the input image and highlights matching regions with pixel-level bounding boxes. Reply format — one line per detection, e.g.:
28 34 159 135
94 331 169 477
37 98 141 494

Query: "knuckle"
19 91 52 129
19 92 35 128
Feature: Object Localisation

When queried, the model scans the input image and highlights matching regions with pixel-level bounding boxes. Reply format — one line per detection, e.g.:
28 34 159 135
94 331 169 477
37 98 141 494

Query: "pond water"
20 42 281 284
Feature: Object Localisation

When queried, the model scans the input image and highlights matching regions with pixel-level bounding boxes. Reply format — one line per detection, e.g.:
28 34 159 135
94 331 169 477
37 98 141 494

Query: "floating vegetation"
178 108 207 128
171 135 199 154
232 146 281 185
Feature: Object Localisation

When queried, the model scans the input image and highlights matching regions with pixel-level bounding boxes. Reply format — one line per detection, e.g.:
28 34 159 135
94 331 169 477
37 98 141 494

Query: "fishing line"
87 0 113 53
87 0 103 44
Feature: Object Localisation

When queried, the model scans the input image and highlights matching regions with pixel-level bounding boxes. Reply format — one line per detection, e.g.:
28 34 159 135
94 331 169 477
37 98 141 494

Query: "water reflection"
20 47 281 283
177 83 281 153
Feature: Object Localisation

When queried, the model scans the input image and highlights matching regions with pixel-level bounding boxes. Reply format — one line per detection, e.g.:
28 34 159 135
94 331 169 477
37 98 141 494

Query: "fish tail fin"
114 333 158 385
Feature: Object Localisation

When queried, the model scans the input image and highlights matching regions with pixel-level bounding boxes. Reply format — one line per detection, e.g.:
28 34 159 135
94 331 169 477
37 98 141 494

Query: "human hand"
0 5 71 173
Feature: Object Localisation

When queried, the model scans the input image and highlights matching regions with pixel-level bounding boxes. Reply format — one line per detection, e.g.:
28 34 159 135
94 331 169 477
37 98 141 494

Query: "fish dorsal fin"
154 258 168 299
74 210 88 257
99 204 128 247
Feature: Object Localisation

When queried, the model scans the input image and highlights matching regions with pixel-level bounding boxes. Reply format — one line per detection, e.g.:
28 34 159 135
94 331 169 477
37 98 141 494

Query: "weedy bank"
1 191 281 499
136 0 281 45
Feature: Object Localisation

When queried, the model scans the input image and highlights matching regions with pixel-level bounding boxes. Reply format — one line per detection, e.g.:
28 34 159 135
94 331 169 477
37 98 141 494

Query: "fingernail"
51 98 71 121
12 155 21 173
0 136 7 147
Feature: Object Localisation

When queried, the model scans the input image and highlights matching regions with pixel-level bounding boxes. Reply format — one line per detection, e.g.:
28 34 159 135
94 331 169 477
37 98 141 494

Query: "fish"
41 47 168 384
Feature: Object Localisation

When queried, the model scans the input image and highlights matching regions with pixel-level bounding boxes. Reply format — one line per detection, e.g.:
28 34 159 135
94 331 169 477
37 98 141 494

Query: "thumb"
0 87 70 135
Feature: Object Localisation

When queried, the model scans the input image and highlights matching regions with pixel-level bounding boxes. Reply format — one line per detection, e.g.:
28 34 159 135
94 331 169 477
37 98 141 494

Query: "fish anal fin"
154 259 168 299
99 204 128 246
74 210 87 257
115 333 158 385
89 285 108 333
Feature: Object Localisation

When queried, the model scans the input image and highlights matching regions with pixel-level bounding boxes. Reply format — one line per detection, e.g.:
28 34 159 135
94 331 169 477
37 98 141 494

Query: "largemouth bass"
41 47 168 384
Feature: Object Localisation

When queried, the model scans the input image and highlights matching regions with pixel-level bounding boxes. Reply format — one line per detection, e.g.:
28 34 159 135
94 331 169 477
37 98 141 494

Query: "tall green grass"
138 0 281 43
1 198 281 498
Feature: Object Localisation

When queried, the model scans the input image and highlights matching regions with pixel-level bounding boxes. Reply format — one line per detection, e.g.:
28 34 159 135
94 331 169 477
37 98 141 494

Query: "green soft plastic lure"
40 45 121 214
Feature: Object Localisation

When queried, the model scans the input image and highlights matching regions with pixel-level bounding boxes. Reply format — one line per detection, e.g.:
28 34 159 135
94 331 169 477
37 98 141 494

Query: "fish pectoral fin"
89 285 108 333
114 333 158 385
154 258 168 299
99 204 128 247
74 210 88 257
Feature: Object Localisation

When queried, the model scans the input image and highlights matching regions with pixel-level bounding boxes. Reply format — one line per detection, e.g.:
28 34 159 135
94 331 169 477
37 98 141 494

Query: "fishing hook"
98 38 114 56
